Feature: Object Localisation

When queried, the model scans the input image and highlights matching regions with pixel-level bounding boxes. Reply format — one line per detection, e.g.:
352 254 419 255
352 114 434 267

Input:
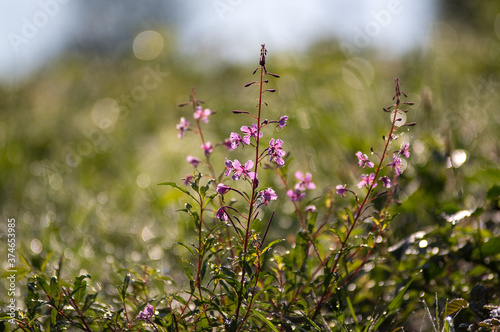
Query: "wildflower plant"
160 46 417 331
6 45 441 332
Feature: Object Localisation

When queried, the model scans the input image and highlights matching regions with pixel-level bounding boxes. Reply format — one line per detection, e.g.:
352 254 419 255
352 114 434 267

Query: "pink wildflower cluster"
287 171 315 202
336 142 411 196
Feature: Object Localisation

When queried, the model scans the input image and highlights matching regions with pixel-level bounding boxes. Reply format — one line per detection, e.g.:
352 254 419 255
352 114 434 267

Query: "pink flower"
176 117 190 138
193 106 211 123
216 207 228 221
137 303 155 322
388 155 404 175
216 183 231 194
231 159 256 181
260 188 278 205
294 171 315 191
223 138 234 151
240 123 262 143
336 184 348 196
357 173 377 189
287 189 305 202
230 132 247 149
399 142 410 158
356 151 374 168
268 138 286 166
379 176 391 188
201 142 213 156
182 175 194 185
224 158 233 176
186 156 200 167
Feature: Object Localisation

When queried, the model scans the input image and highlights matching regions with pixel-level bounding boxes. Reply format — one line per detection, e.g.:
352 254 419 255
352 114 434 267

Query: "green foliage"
1 13 500 331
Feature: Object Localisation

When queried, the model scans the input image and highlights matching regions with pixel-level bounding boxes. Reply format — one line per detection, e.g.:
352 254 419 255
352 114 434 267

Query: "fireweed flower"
193 106 211 123
186 155 200 167
356 151 374 168
229 132 248 149
216 207 229 221
216 183 231 194
267 138 286 166
241 123 263 143
231 159 256 181
294 171 315 191
224 158 233 176
305 205 317 213
137 303 155 322
336 184 349 197
399 142 410 158
278 115 288 129
201 142 213 156
357 173 377 189
287 189 305 202
182 175 194 185
223 138 234 151
176 117 190 138
259 188 278 205
270 115 288 129
388 155 404 175
380 176 391 188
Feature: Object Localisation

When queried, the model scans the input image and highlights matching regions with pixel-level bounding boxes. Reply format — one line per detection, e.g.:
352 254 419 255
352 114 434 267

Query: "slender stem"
234 58 265 326
311 82 403 320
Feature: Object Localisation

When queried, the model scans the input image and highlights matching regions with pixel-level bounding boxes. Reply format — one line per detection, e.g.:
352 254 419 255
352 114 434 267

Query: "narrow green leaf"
40 251 54 274
346 294 359 325
261 239 284 254
388 277 415 311
371 276 416 331
36 276 50 296
158 181 196 200
252 310 280 332
177 242 197 260
51 307 57 325
49 277 59 303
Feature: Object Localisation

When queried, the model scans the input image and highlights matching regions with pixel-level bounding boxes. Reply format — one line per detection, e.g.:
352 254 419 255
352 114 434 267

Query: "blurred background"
1 0 499 298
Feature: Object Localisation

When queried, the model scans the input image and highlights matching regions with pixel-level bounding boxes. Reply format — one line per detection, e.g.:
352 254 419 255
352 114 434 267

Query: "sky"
0 1 437 85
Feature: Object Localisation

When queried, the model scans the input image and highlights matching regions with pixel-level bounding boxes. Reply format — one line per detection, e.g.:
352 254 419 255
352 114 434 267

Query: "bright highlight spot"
418 239 428 248
391 110 407 127
137 173 151 188
133 30 164 60
451 149 467 168
91 98 120 130
446 209 473 224
31 239 43 254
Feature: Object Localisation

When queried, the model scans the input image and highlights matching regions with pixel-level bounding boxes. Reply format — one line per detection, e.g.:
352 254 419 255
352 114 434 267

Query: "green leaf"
261 239 284 254
388 277 415 312
251 310 280 332
36 276 50 296
49 277 59 302
371 276 416 331
346 294 359 325
443 298 468 317
487 185 500 199
158 181 197 201
480 237 500 256
177 242 197 260
73 274 90 304
40 251 54 274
